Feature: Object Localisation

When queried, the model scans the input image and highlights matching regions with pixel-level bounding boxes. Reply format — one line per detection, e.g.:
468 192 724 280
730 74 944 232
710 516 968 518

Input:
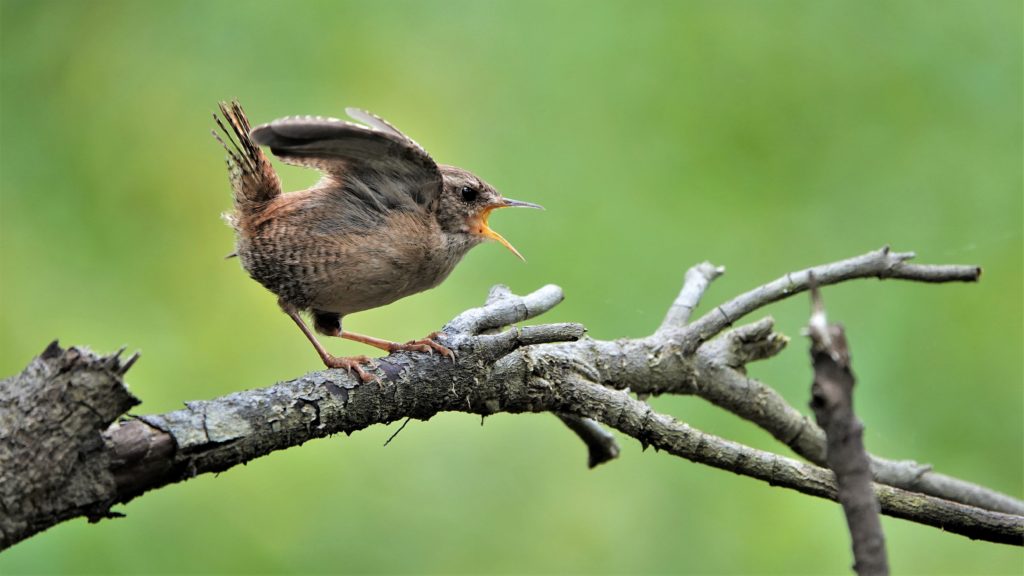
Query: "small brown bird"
213 101 540 381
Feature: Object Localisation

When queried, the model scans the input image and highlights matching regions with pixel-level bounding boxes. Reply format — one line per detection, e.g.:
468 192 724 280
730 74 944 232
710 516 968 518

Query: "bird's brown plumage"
213 101 540 378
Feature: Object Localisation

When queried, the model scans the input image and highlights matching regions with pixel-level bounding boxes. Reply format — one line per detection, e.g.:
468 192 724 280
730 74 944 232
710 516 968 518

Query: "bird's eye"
460 186 478 202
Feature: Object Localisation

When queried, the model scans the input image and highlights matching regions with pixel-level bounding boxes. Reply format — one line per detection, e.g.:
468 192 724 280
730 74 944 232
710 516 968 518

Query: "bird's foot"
323 354 377 383
388 332 456 361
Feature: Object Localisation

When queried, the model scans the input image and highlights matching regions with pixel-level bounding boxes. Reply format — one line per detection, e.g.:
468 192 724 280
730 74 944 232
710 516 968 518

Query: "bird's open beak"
478 198 543 262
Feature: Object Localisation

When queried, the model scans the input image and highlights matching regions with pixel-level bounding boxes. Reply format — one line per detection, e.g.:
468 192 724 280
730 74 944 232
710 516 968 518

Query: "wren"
213 101 541 381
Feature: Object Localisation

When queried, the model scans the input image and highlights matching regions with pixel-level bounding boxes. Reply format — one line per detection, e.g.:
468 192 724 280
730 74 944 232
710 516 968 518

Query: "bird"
212 101 541 382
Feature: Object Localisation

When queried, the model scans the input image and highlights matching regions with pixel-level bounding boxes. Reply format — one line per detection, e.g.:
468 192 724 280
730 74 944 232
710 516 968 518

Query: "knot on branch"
700 317 790 369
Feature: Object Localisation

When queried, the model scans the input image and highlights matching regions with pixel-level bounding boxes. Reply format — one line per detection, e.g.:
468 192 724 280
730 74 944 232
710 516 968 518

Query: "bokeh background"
1 0 1021 573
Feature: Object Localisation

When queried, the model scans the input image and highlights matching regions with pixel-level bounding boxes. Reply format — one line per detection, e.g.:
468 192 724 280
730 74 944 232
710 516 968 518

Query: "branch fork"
2 246 1018 554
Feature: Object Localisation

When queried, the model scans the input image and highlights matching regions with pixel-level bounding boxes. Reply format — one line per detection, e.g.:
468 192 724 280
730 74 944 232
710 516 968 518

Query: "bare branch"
625 248 1015 515
6 337 1020 551
556 414 620 468
445 283 564 336
891 262 985 283
807 282 889 576
466 285 622 467
473 322 586 360
563 327 1024 515
627 353 1024 516
699 317 790 367
678 246 982 353
540 372 1022 547
1 248 1016 554
658 261 726 331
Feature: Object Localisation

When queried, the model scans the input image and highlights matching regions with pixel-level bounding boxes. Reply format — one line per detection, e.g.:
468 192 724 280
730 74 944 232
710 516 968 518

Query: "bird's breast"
308 212 468 315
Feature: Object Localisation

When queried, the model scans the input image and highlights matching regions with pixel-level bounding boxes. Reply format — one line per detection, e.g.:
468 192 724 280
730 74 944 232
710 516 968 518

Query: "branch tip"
445 284 566 335
681 247 983 352
658 261 726 332
41 339 63 360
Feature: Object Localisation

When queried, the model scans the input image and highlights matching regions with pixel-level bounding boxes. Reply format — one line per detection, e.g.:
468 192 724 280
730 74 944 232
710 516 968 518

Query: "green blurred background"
1 0 1021 573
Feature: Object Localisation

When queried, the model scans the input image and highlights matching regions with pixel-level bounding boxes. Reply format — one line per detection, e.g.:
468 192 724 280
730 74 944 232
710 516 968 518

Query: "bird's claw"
324 354 377 383
390 332 457 362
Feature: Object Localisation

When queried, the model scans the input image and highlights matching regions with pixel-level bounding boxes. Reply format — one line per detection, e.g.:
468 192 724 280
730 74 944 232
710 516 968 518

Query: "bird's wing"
249 110 442 212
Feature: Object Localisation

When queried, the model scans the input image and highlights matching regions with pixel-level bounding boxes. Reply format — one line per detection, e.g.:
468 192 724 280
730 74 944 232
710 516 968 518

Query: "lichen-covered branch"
1 248 1019 552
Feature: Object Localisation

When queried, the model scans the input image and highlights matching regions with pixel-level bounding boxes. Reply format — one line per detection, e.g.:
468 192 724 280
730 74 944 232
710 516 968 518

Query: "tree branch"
807 281 889 575
1 248 1019 553
658 261 726 331
676 245 981 353
448 284 621 468
554 247 1016 515
601 330 1024 515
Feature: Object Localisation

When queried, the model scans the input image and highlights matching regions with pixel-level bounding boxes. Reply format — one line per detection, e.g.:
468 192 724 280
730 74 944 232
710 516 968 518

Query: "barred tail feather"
213 100 281 217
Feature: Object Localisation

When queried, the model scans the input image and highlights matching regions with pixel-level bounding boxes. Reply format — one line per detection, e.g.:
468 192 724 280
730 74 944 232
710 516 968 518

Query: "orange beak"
477 198 543 261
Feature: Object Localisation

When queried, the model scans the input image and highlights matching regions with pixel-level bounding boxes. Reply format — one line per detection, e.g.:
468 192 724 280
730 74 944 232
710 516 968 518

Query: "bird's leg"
341 330 456 360
280 303 376 382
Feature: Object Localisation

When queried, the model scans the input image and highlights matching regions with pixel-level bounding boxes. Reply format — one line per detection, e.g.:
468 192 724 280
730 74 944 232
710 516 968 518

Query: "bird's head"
435 165 542 261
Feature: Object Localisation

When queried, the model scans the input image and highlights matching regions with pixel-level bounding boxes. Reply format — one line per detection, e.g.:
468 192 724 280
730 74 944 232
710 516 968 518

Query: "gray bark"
1 247 1021 552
